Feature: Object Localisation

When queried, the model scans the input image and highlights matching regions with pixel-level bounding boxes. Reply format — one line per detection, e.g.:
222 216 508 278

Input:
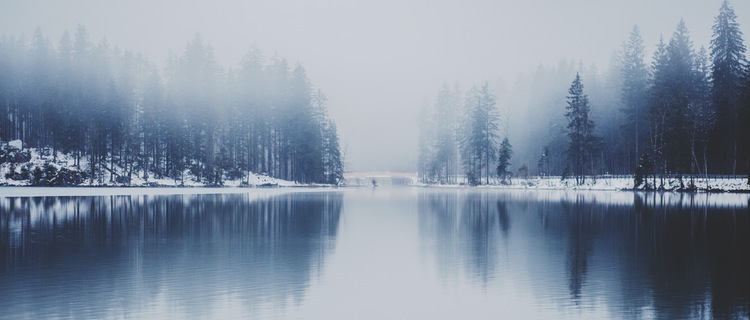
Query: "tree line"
0 26 344 185
419 0 750 186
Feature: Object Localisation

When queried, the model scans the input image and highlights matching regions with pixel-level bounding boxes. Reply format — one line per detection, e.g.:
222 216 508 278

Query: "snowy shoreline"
0 186 342 198
1 143 331 189
414 176 750 193
3 142 748 193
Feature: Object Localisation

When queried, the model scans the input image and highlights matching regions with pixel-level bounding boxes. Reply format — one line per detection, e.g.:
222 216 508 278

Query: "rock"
9 140 22 150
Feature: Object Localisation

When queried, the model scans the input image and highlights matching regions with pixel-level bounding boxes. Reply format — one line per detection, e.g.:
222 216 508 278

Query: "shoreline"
415 184 750 194
412 176 750 194
0 185 342 197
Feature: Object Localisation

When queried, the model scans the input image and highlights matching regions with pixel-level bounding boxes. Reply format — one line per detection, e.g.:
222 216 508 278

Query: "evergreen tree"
710 0 747 174
141 69 165 179
54 31 73 160
417 84 462 184
741 63 750 184
321 118 344 185
496 137 513 185
28 28 55 148
167 34 223 183
648 21 699 179
620 25 649 170
564 73 600 185
537 146 551 176
460 83 499 185
417 98 437 183
649 36 670 180
0 28 343 186
634 153 655 189
431 84 459 184
236 46 266 178
287 65 324 183
68 26 92 168
663 20 696 175
687 47 715 180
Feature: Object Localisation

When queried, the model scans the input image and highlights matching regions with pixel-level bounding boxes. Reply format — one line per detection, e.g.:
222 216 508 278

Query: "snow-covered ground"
3 142 748 193
415 175 750 192
0 143 302 188
344 171 416 187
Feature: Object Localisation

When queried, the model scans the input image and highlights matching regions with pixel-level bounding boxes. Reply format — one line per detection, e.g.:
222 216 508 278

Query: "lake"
1 187 749 319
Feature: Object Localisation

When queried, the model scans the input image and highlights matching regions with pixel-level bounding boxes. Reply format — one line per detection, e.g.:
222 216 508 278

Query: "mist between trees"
418 0 750 187
0 26 344 186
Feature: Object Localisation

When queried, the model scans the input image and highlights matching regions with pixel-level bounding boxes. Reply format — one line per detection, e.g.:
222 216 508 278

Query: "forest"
418 0 750 187
0 26 344 186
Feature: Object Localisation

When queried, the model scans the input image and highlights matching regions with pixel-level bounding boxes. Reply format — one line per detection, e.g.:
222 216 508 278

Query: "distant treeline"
419 0 750 186
0 26 344 185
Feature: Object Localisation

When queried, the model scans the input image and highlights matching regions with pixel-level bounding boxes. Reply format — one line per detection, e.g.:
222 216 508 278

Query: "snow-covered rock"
8 140 22 150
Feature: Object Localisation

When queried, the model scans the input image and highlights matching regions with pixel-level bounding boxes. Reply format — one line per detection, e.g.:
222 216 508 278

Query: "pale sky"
2 0 749 171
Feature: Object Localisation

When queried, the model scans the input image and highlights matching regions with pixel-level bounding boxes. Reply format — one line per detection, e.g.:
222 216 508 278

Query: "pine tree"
28 28 55 148
564 73 600 185
620 25 649 170
167 34 223 183
431 84 460 184
537 146 551 176
460 83 499 185
237 46 266 179
687 47 715 181
322 118 344 185
496 137 513 185
417 84 462 184
710 0 747 174
649 36 670 180
0 28 343 186
70 25 91 170
741 63 750 184
141 70 164 179
663 20 696 175
55 31 73 161
417 98 437 183
647 21 699 180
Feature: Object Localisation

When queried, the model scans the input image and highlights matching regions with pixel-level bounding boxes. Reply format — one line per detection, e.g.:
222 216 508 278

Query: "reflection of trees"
560 195 596 304
0 192 342 318
419 189 749 319
543 192 750 319
418 190 508 285
418 190 462 279
460 192 502 284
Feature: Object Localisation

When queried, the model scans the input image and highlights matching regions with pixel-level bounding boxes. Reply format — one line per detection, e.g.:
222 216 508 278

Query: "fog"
2 0 749 172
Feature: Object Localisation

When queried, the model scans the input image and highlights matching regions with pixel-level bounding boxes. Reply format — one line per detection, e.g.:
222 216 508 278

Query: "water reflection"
419 189 750 319
0 191 342 319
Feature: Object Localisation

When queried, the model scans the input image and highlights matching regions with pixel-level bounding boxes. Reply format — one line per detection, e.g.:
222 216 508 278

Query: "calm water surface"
1 187 748 319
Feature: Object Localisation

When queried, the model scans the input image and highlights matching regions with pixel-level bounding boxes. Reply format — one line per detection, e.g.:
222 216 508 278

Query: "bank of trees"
0 27 343 185
418 84 462 184
418 0 750 186
418 83 512 185
624 0 748 184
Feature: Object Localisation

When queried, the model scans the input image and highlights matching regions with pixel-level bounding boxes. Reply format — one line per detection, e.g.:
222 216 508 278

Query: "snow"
0 146 308 189
0 186 333 198
414 175 750 192
2 144 747 193
8 140 22 149
344 171 416 186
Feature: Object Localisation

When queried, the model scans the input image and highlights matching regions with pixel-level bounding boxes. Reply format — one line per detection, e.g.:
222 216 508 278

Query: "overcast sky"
2 0 749 172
